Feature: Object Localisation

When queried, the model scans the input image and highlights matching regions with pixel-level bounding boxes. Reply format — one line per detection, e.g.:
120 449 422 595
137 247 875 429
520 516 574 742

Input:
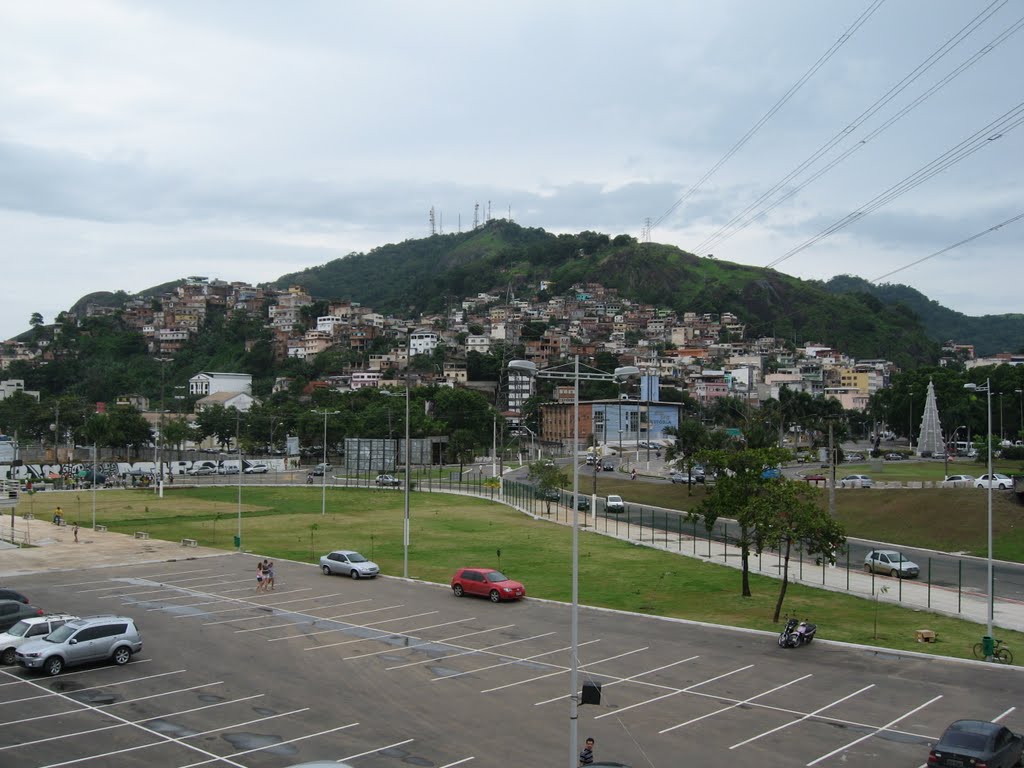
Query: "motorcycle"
778 617 817 648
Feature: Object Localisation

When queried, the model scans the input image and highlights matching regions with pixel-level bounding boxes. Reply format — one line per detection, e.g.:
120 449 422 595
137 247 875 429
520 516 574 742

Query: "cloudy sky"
1 1 1022 341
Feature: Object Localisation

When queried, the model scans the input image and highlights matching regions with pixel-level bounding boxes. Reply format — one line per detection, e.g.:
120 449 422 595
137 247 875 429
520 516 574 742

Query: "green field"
16 484 1024 664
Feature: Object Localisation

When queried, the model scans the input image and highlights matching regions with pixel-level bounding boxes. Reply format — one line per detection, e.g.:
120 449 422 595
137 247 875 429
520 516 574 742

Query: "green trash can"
233 535 241 549
983 635 995 658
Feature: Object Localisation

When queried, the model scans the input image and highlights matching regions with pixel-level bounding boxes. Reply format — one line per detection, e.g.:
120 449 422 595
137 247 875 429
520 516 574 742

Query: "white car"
0 614 78 665
976 474 1013 490
943 474 975 486
605 495 625 513
839 474 873 488
319 550 380 579
244 463 269 474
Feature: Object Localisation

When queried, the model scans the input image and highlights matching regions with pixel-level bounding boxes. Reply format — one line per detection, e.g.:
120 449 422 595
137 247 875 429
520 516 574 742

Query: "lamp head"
508 360 537 376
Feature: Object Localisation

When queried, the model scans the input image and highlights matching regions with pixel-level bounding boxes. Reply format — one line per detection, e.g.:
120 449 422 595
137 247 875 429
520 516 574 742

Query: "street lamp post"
312 409 339 517
507 358 638 768
964 380 993 658
1016 389 1023 442
382 388 412 579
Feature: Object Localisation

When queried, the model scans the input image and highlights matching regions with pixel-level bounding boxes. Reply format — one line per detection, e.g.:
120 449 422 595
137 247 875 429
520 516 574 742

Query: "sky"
1 1 1022 341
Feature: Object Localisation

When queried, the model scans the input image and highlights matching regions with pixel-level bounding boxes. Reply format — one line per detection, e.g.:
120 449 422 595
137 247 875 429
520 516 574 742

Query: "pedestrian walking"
256 561 265 593
266 561 276 591
579 737 595 766
72 522 79 543
630 468 637 481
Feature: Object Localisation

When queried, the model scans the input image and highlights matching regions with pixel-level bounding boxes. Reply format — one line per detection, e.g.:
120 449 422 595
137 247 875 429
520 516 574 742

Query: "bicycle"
973 638 1013 664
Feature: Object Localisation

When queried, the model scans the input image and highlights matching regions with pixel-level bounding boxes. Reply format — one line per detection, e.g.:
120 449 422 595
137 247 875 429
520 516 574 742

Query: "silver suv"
0 614 77 665
16 615 142 675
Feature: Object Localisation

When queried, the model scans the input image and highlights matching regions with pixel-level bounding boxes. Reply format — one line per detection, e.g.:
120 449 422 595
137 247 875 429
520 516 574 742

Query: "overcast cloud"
1 0 1021 340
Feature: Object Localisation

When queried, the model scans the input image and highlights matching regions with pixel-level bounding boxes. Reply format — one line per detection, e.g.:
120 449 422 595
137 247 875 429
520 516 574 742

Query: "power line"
765 100 1024 270
871 211 1024 283
648 0 886 232
693 0 1011 255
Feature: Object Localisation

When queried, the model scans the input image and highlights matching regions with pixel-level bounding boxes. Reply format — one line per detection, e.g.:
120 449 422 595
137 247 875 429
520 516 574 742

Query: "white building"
189 372 253 397
409 328 439 356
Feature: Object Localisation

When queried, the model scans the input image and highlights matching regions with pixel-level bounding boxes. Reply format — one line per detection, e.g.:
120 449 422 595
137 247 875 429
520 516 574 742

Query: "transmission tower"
473 202 480 229
429 206 436 236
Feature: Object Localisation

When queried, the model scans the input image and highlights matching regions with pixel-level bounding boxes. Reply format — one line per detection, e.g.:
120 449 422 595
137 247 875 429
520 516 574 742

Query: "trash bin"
983 635 995 658
233 535 241 549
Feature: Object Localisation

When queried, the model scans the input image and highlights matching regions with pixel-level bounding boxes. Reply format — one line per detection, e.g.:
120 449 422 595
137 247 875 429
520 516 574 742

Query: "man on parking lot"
579 737 595 766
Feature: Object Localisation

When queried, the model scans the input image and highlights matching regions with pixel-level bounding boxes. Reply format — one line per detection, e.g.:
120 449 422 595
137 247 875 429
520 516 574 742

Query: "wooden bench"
180 538 198 547
95 524 107 532
134 531 150 540
915 629 937 643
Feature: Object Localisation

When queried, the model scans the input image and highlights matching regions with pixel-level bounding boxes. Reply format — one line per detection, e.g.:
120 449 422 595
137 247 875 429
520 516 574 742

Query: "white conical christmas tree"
917 379 944 456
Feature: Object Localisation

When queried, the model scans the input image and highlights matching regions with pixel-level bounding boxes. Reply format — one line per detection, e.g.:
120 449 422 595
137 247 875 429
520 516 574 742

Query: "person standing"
72 522 79 543
256 561 265 593
265 561 276 591
579 737 595 766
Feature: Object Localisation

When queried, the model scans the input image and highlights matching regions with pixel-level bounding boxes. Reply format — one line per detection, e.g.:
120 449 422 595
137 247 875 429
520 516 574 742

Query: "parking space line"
38 706 310 768
806 694 942 766
108 579 251 599
438 758 474 767
203 598 371 625
432 639 602 681
344 624 516 660
0 668 184 707
729 684 875 748
165 588 316 612
591 656 702 719
67 569 213 590
2 694 265 751
232 603 406 633
662 673 813 731
274 610 439 641
528 648 653 702
4 681 226 727
175 723 363 768
386 631 557 671
0 659 153 689
301 616 477 651
333 738 418 765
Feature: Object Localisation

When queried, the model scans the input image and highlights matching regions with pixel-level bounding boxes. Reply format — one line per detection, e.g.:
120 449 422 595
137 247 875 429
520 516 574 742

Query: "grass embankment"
19 486 1024 664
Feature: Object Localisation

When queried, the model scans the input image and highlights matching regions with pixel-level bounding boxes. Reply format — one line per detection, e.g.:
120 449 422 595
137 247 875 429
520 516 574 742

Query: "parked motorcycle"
778 617 817 648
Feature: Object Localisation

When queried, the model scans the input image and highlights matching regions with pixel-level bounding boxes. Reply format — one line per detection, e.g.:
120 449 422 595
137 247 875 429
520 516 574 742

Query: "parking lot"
3 552 1023 767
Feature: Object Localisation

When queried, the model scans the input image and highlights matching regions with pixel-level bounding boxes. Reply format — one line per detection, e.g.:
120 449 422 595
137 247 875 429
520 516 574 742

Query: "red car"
450 568 526 603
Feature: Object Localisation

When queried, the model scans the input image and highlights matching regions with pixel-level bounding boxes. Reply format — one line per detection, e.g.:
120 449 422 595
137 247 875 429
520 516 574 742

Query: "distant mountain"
273 220 940 368
822 275 1024 356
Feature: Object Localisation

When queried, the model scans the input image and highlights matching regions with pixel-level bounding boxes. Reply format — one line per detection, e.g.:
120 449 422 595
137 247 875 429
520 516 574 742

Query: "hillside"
274 220 939 368
823 275 1024 356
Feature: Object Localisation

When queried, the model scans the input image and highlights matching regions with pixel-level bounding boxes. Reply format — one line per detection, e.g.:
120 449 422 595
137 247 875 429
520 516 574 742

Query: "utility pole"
828 422 836 517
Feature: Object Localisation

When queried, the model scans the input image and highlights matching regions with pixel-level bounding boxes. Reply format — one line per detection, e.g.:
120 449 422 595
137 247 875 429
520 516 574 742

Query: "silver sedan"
319 550 380 579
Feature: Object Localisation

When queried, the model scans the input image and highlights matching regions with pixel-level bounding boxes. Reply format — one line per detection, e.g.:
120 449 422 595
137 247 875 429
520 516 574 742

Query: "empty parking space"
3 552 1023 767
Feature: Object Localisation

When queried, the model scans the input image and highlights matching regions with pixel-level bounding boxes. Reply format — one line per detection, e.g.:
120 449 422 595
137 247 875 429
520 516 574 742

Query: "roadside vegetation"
18 485 1024 664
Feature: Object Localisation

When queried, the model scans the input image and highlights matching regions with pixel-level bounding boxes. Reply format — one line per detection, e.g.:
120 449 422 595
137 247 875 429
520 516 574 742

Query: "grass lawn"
19 486 1024 665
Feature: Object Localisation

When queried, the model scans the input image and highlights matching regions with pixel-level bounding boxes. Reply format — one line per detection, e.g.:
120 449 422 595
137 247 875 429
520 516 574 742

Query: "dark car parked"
0 600 45 633
0 589 29 604
927 720 1024 768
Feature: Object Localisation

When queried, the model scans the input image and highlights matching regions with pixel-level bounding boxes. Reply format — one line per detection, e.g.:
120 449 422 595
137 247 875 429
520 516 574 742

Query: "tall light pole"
312 409 339 517
964 380 993 657
382 388 412 579
508 358 638 768
1016 389 1023 442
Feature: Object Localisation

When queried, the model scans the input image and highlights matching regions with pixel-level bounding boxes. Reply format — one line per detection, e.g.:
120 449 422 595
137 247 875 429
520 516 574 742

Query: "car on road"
217 465 240 475
585 454 597 465
0 600 44 633
311 463 332 476
839 474 873 488
319 550 380 579
943 474 975 486
0 589 29 604
0 613 78 665
450 567 525 602
976 473 1013 490
670 471 703 484
864 549 919 579
601 459 615 472
927 719 1024 768
605 494 625 513
844 452 864 462
15 615 143 676
186 464 217 476
760 467 782 480
576 495 591 511
884 452 907 461
374 474 401 487
243 463 269 474
538 487 560 502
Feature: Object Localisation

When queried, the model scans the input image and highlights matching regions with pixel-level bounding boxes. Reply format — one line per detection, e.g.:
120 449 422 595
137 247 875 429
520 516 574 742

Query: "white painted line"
270 610 439 641
994 706 1017 722
345 624 517 660
662 674 812 731
433 639 601 681
336 738 416 763
301 616 477 651
61 568 213 589
387 631 556 671
175 723 361 768
171 589 319 615
232 603 406 633
594 656 700 696
529 648 654 703
3 694 264 751
806 694 942 766
37 707 310 768
604 664 747 727
107 579 251 599
0 668 184 707
438 758 475 767
3 681 226 727
730 684 875 748
0 659 152 689
203 598 371 625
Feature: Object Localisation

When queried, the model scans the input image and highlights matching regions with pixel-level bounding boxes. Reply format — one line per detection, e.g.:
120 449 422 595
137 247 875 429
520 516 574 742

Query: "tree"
664 419 710 495
527 459 566 515
29 312 44 328
694 446 791 597
446 429 477 475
